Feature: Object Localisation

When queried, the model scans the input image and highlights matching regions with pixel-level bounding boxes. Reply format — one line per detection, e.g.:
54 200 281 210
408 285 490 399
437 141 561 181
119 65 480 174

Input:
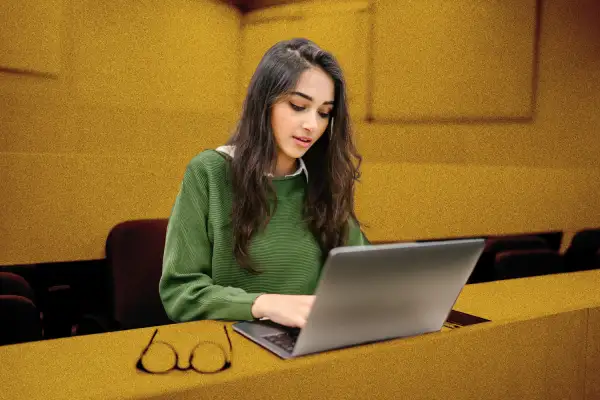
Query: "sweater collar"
215 145 309 181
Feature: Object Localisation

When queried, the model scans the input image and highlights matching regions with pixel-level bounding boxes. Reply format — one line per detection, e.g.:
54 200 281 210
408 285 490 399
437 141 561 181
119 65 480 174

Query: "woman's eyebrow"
290 91 334 105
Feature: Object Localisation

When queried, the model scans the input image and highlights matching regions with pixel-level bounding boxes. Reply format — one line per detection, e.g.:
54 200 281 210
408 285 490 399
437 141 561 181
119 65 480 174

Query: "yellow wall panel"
0 0 243 264
0 153 189 264
0 96 235 156
355 162 600 242
70 0 240 113
1 0 600 264
357 120 600 170
2 155 598 264
0 0 63 75
371 0 536 121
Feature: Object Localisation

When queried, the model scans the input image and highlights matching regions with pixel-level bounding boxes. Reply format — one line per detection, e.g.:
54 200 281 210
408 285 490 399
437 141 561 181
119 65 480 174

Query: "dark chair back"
564 229 600 272
106 219 172 330
493 249 564 280
0 273 43 346
0 296 43 345
0 272 36 300
469 235 550 283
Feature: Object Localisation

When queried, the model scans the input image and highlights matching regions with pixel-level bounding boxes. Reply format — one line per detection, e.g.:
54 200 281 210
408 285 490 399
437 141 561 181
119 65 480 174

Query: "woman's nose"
302 113 318 132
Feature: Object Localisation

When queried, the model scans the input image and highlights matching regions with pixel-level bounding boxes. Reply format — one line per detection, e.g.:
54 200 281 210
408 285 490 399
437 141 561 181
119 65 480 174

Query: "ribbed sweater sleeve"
158 159 262 323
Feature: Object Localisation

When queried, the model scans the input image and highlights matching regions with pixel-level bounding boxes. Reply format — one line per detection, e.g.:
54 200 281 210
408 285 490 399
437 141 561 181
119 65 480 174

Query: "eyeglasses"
136 325 233 374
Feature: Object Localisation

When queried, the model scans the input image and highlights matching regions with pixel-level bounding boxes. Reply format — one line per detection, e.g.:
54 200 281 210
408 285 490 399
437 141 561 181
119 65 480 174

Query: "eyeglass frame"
136 324 233 374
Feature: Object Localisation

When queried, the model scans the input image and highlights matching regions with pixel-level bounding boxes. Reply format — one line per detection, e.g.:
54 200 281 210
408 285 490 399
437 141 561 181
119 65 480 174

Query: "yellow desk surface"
1 270 600 400
454 269 600 320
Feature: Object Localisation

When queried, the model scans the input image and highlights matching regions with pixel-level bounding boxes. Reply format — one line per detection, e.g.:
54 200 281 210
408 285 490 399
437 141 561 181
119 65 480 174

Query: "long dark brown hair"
226 38 363 273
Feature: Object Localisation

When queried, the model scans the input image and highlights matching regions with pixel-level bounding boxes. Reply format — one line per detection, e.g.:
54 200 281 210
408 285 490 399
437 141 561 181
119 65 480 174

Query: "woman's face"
271 67 335 175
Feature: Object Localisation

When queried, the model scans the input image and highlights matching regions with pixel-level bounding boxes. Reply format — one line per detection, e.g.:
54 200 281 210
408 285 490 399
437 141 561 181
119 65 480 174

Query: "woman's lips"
293 136 312 148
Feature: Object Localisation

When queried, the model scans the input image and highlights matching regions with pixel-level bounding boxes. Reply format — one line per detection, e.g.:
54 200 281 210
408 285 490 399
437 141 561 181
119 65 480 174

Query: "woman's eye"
289 103 305 111
289 102 330 118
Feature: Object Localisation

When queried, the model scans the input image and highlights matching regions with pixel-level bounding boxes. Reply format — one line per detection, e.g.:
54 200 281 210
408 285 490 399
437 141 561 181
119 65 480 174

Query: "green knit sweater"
159 149 369 323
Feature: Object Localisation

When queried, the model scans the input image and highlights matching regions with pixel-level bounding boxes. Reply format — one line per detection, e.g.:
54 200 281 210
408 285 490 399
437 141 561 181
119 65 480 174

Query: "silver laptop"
232 238 485 359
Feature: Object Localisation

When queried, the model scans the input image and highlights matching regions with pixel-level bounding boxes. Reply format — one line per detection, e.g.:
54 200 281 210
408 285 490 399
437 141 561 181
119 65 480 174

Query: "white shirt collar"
215 145 309 181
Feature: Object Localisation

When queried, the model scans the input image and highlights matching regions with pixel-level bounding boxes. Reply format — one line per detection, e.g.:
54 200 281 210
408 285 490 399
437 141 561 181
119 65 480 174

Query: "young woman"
159 38 369 329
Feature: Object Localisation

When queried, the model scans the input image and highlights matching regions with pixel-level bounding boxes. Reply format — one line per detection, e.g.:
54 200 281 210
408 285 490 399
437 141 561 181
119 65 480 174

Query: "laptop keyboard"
263 329 300 353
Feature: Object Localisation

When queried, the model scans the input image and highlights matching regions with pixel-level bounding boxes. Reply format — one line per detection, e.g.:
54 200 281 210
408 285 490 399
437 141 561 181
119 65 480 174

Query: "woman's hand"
251 294 315 328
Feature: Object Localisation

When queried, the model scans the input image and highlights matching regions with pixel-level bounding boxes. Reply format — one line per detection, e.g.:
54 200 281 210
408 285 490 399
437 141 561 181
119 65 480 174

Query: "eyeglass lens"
140 336 229 373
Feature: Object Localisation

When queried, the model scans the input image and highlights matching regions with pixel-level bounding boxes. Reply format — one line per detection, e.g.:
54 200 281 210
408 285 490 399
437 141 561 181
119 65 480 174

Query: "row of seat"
468 231 600 283
2 221 600 346
0 272 43 345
